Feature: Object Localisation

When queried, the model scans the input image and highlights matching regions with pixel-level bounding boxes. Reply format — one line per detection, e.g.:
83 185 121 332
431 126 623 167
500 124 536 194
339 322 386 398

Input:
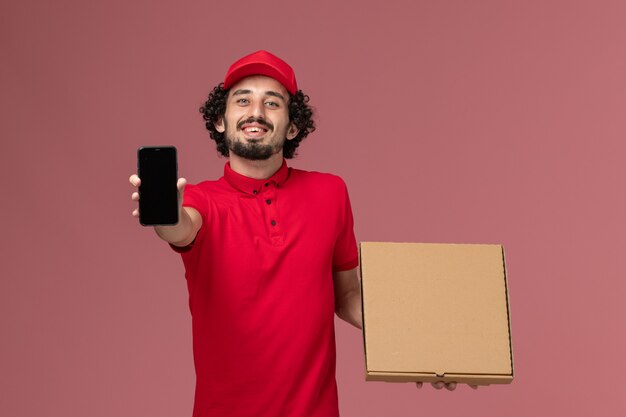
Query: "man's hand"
129 174 201 246
128 174 187 218
415 382 479 391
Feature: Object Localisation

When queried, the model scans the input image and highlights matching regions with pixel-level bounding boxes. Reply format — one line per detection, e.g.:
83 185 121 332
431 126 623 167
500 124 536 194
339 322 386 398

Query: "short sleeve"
181 183 208 217
168 183 209 253
332 180 359 272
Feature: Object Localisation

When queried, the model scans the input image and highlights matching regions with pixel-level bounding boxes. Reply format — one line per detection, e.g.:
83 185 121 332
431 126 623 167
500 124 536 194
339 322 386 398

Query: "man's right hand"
129 174 202 246
128 174 187 219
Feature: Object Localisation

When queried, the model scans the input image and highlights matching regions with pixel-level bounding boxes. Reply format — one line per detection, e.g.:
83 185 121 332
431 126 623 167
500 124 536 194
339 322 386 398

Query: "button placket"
263 184 283 242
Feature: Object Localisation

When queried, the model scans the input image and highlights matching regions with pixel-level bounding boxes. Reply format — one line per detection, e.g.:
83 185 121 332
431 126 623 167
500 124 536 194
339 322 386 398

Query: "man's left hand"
415 382 479 391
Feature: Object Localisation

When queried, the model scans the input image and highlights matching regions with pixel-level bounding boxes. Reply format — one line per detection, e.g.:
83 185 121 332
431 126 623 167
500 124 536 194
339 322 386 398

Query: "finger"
131 192 139 201
177 177 187 192
129 174 141 187
432 382 445 390
132 208 139 217
445 382 457 391
415 382 423 389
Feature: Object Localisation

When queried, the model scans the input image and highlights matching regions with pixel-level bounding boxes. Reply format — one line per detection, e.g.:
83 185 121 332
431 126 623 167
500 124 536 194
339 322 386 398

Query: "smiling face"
214 75 299 161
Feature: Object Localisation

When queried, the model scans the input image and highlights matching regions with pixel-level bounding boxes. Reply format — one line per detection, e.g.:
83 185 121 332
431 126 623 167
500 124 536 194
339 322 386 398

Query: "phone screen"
137 146 178 226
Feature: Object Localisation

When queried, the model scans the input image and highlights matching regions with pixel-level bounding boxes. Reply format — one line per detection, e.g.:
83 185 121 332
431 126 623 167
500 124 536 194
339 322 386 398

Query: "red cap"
223 50 298 95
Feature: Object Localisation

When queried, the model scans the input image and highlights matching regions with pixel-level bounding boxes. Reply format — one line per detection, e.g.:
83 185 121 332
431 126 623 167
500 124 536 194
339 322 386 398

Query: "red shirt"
172 160 358 417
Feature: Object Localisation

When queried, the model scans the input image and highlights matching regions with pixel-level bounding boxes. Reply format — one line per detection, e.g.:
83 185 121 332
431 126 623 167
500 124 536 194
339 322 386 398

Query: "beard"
227 136 282 160
225 118 286 161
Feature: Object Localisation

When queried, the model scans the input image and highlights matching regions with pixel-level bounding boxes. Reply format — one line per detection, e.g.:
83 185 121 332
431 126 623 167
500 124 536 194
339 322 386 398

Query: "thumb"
177 178 187 208
177 177 187 193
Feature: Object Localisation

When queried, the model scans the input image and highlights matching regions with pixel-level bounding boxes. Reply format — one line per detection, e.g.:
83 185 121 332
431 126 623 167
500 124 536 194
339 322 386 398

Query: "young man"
130 51 457 417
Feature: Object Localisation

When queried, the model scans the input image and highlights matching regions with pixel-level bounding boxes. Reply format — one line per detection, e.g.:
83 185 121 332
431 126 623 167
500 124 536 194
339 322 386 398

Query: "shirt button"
264 183 269 187
253 190 258 195
266 199 271 205
271 220 277 226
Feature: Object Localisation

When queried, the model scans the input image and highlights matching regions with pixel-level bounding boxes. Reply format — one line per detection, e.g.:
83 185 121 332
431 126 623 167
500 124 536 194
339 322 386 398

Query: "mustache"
237 117 273 131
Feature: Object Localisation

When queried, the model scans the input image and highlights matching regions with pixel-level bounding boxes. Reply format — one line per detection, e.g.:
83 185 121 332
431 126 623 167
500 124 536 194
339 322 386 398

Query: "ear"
286 123 299 140
214 116 225 133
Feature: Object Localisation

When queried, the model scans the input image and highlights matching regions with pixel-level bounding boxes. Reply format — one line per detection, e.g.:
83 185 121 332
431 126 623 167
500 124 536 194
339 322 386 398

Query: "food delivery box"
359 242 514 386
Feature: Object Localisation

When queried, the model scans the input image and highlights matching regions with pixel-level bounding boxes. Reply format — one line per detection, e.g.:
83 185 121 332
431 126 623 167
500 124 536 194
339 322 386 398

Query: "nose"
248 98 266 119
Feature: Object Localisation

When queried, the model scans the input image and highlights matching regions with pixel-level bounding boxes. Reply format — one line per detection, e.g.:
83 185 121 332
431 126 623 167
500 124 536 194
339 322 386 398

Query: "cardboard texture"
360 242 514 385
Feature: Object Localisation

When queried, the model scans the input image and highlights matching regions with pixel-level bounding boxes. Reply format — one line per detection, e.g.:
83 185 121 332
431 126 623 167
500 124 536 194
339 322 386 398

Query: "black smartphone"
137 146 178 226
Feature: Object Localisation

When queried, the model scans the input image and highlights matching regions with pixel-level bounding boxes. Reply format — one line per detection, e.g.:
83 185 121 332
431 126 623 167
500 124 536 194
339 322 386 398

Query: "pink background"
2 0 625 416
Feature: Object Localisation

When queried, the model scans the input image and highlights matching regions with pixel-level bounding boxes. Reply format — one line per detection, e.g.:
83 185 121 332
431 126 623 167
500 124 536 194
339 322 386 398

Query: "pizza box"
360 242 514 385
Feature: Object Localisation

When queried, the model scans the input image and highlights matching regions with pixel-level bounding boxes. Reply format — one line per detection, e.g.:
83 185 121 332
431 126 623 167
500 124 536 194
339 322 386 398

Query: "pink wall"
2 0 625 415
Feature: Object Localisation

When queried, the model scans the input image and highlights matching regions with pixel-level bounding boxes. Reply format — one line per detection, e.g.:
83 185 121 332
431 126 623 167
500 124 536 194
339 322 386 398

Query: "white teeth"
245 127 262 132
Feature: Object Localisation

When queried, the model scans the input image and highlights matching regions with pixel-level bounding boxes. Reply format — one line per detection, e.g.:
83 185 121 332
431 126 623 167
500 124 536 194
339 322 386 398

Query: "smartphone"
137 146 178 226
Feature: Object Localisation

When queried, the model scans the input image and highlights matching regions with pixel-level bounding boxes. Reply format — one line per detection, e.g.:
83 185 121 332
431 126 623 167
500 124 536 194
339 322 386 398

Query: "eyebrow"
232 89 252 96
265 91 286 101
232 89 286 101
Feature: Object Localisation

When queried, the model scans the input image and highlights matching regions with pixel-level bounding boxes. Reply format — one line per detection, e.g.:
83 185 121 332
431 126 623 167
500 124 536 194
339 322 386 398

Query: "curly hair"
199 83 315 159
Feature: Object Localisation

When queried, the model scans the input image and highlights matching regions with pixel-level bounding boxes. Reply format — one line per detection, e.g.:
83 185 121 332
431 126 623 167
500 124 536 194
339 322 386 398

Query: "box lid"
360 242 513 381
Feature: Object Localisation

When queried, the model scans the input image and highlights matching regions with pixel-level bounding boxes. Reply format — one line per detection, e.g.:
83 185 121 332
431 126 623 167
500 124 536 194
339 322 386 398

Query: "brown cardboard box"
359 242 514 386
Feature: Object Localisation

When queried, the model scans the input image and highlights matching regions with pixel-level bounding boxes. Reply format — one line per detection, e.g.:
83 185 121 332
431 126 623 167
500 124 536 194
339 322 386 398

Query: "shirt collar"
223 159 290 195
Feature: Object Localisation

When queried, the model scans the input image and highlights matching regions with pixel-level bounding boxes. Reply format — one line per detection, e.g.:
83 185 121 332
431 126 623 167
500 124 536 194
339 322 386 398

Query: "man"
129 50 458 417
